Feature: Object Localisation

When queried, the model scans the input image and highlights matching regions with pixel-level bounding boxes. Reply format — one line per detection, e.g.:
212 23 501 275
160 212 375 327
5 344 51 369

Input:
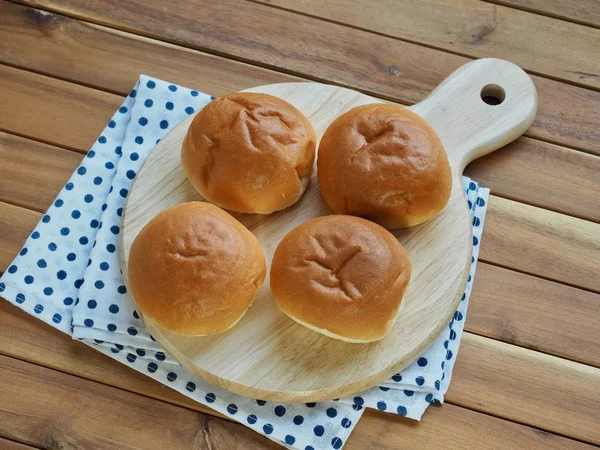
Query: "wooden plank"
263 0 600 89
449 333 600 445
0 202 40 273
481 196 600 292
0 64 120 152
0 301 226 419
489 0 600 29
0 302 593 450
0 354 279 450
0 437 40 450
469 264 600 368
1 58 599 225
0 132 82 212
0 2 297 97
354 403 594 450
464 136 600 222
7 1 600 155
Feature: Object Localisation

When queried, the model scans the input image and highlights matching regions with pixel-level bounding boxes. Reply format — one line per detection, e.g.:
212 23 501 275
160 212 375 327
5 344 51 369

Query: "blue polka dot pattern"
0 75 490 446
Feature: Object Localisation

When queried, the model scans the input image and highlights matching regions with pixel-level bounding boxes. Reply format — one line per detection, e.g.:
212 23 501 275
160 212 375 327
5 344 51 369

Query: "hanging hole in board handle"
480 84 506 106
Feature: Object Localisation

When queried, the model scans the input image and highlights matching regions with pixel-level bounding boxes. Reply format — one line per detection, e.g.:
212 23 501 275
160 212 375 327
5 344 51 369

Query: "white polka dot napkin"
0 76 490 450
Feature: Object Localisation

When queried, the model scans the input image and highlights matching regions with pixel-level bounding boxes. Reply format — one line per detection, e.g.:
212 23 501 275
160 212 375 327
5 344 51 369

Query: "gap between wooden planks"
1 61 600 225
0 303 597 449
0 436 40 450
2 1 599 154
483 0 600 30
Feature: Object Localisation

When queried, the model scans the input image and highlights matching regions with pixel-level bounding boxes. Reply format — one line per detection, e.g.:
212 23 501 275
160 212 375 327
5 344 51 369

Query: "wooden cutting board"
120 58 537 402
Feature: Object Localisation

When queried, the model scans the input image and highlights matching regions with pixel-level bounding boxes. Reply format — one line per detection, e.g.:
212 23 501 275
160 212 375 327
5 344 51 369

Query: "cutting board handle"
410 58 537 173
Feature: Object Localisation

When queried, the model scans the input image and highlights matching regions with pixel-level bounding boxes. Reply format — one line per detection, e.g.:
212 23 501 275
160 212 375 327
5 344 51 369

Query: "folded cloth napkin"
0 76 489 450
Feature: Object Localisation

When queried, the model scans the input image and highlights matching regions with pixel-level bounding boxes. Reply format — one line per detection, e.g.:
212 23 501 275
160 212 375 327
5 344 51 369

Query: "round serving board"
120 58 536 402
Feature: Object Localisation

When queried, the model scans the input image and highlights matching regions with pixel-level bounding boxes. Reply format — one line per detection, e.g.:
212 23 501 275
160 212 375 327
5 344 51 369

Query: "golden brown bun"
182 92 316 214
128 202 266 336
270 215 411 342
317 104 452 229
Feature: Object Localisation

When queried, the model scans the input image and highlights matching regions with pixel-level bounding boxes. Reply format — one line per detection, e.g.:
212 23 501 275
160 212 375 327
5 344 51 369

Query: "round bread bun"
317 104 452 229
128 202 266 336
270 215 412 343
182 92 316 214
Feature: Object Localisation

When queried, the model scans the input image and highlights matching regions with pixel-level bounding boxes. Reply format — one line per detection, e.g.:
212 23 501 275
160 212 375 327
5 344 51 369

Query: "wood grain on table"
1 0 599 448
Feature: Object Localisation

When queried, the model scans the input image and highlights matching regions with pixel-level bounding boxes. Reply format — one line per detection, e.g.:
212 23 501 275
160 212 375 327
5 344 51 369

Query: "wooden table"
1 1 599 448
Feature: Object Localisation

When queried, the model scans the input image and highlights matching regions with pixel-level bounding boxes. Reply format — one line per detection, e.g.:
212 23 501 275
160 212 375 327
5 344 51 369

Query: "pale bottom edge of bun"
147 299 253 337
187 174 311 215
384 208 446 229
282 298 407 344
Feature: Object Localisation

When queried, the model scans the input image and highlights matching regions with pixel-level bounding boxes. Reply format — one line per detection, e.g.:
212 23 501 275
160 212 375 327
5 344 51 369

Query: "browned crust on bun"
270 215 411 342
182 92 316 214
128 202 266 336
317 104 452 229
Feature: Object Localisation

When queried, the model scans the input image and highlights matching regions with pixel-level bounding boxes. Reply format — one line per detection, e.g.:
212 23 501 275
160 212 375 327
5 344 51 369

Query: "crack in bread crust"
303 236 363 300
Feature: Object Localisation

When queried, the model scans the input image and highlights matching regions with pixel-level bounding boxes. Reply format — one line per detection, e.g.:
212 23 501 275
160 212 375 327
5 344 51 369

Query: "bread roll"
128 202 266 336
270 215 411 343
317 104 452 229
182 92 316 214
